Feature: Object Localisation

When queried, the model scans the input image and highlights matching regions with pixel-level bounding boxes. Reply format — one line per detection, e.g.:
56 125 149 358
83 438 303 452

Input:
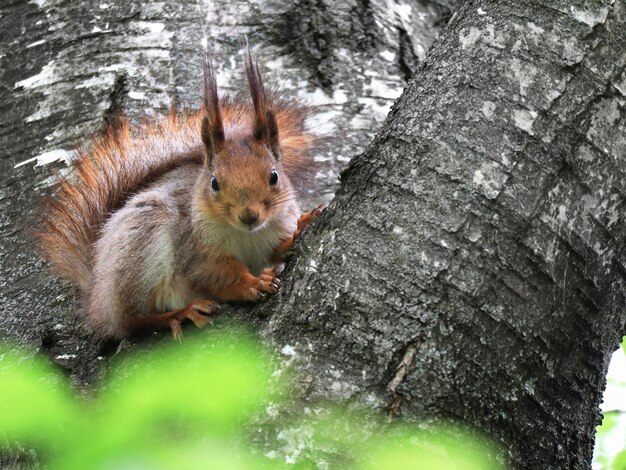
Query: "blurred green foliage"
0 332 504 469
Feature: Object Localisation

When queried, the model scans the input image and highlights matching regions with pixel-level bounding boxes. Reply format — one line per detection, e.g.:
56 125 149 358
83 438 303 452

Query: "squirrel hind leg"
127 298 217 340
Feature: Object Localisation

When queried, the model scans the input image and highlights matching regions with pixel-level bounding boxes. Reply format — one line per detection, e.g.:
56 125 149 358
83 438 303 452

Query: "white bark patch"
570 5 610 27
379 50 395 61
561 36 586 65
306 109 342 135
128 91 146 100
128 21 173 47
607 200 620 227
365 77 404 100
306 258 318 273
332 88 348 104
14 148 73 168
55 354 76 360
526 22 545 39
512 21 585 66
545 75 569 106
98 63 136 75
576 144 596 163
481 101 496 118
513 109 538 135
26 39 46 48
395 3 412 23
509 58 538 96
459 27 482 49
264 56 285 71
587 97 622 145
75 75 115 89
297 87 333 104
460 24 506 50
472 161 508 199
483 24 506 49
467 226 482 242
14 61 56 89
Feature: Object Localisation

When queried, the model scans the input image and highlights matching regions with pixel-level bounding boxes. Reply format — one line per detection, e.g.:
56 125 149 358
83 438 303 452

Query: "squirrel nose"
239 208 259 226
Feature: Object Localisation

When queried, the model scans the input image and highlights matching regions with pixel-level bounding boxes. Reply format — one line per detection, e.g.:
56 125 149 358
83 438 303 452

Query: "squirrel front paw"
168 298 218 341
245 268 281 301
294 204 326 239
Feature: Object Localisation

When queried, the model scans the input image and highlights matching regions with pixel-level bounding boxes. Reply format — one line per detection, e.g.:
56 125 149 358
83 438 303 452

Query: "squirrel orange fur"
36 49 324 339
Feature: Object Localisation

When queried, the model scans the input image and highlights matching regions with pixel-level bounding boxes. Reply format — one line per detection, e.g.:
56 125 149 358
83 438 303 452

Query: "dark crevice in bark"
397 27 418 82
386 337 422 420
102 73 129 134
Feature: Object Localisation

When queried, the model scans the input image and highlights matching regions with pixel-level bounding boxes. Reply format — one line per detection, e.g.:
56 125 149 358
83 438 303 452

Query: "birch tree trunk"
256 1 626 468
1 0 625 468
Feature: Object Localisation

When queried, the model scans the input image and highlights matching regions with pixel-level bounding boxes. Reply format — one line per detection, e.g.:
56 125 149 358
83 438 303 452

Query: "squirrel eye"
269 170 279 186
210 176 220 192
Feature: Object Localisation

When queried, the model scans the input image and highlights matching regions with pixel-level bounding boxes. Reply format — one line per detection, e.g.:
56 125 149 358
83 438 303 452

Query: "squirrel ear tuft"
202 53 225 162
201 116 214 166
245 46 269 139
265 110 280 160
244 45 280 157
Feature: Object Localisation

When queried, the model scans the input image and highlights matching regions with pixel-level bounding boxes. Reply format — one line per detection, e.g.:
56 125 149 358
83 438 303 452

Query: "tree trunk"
257 0 626 468
1 0 625 468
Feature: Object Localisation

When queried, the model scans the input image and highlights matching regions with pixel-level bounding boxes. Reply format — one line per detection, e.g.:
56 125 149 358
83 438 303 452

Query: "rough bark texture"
259 0 626 468
1 0 625 468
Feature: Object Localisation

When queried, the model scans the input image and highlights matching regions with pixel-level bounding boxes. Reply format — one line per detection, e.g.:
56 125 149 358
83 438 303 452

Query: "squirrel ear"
201 116 216 166
244 45 269 140
265 110 280 160
245 45 280 158
202 53 225 163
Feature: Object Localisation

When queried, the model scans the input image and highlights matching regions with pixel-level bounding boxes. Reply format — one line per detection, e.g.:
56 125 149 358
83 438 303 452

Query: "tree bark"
257 0 626 468
1 0 625 468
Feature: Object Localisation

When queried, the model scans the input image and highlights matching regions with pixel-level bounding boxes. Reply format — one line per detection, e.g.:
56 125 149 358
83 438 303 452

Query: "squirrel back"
36 57 318 292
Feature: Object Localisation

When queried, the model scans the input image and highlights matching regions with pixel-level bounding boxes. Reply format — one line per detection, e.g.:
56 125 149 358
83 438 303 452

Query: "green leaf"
0 346 82 452
359 423 505 470
68 332 276 467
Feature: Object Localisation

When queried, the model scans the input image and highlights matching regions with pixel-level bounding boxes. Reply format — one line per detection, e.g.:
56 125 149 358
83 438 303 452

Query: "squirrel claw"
243 271 281 301
185 299 216 328
168 299 217 340
169 319 183 342
262 266 282 279
189 299 217 316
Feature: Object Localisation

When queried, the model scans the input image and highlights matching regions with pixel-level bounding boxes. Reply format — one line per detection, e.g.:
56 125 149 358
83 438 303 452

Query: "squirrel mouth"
236 219 269 232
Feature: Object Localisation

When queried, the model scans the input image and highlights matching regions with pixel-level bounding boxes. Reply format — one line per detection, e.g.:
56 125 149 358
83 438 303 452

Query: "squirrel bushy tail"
36 114 205 291
37 76 317 292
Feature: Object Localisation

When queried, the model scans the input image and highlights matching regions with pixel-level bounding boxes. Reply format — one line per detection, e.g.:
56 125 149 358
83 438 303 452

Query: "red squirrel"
36 49 324 339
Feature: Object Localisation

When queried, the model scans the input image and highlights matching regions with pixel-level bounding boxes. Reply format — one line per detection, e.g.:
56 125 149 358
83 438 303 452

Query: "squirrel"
36 49 325 340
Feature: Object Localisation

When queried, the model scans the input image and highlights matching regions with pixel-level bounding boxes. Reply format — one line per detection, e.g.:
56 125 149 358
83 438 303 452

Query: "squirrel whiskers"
36 49 324 339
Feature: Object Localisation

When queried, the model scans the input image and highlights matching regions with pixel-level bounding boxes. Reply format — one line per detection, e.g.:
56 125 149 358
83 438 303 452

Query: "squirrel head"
199 50 291 232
